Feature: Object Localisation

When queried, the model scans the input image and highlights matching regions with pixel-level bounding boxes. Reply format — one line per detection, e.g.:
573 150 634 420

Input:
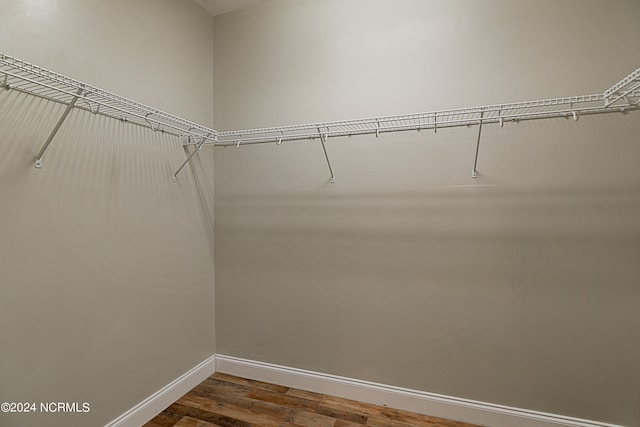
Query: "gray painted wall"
0 1 215 426
213 1 640 426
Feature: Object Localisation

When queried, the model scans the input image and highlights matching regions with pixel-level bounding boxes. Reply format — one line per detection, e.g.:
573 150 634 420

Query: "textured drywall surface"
0 1 215 426
213 1 640 425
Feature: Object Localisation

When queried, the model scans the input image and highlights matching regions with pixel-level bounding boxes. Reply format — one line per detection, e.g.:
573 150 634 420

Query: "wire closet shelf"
1 52 639 180
216 72 640 147
0 53 216 178
215 67 639 181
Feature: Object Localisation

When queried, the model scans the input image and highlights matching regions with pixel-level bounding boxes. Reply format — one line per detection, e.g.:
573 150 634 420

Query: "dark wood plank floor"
143 372 480 427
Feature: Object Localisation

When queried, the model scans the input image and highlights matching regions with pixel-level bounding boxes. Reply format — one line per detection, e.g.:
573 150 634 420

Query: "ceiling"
194 0 272 17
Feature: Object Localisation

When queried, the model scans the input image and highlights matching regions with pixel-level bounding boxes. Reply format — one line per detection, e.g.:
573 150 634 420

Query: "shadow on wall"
215 184 640 240
187 144 215 257
0 87 201 200
0 85 215 427
0 83 214 288
214 185 640 423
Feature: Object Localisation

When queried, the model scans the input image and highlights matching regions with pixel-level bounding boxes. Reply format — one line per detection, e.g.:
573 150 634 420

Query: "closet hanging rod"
0 53 217 145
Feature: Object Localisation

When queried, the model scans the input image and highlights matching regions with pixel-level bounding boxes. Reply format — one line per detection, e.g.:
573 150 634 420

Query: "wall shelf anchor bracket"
472 110 484 178
34 86 84 169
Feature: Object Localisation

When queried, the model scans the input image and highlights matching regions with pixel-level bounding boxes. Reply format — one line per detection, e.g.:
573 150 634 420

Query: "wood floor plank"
247 388 322 412
191 384 300 421
313 405 368 425
180 393 300 426
291 410 337 427
286 389 325 402
194 381 347 427
144 410 183 426
161 402 254 427
143 421 173 427
190 377 299 421
174 416 222 427
366 414 417 427
319 395 383 417
192 379 252 403
201 377 253 394
144 373 480 427
333 420 367 427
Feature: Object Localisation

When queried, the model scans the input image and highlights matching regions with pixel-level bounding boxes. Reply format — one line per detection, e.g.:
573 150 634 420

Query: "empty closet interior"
0 1 639 427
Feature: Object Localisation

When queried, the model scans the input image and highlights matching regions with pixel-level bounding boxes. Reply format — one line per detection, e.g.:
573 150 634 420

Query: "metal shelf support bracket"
34 86 84 169
173 133 212 182
472 110 484 179
319 130 335 183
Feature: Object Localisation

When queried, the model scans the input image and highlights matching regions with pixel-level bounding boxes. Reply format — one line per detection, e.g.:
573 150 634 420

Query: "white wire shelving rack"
217 67 640 181
1 52 638 182
0 52 216 180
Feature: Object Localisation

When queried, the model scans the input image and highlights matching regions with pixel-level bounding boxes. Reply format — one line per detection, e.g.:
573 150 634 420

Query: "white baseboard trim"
215 354 624 427
104 354 216 427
